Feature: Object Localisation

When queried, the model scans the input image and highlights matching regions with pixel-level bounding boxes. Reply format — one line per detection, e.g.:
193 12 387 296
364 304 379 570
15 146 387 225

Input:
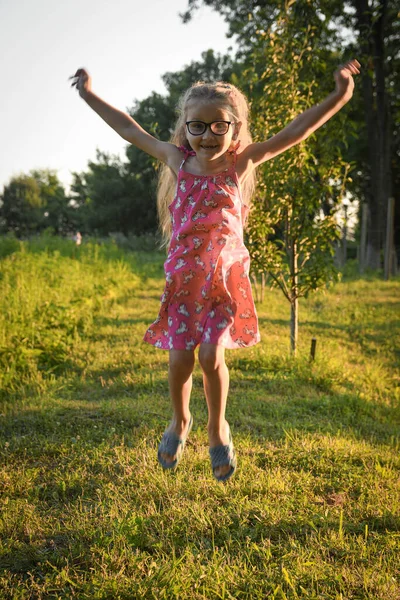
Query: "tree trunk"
354 0 392 270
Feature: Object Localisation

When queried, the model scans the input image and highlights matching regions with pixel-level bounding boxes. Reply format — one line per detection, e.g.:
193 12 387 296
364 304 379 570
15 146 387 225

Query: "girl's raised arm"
241 59 361 169
70 69 180 169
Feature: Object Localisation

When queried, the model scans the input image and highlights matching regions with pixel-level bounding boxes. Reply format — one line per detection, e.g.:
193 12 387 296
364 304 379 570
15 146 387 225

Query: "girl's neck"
186 151 234 176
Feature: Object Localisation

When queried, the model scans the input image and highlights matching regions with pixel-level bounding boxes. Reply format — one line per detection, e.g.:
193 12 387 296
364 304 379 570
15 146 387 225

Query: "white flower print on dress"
179 180 187 193
155 339 163 348
201 179 208 190
195 301 204 314
208 309 216 319
237 282 248 299
175 289 190 298
193 237 204 250
217 218 229 231
178 303 190 317
203 198 218 208
215 188 229 197
180 214 188 225
185 338 196 350
239 308 252 319
243 325 257 338
217 318 229 330
168 316 173 327
183 270 195 284
176 321 188 335
195 321 204 333
225 175 236 187
192 210 207 222
206 241 214 252
188 195 196 208
174 258 187 270
203 327 212 343
192 223 209 232
194 255 206 269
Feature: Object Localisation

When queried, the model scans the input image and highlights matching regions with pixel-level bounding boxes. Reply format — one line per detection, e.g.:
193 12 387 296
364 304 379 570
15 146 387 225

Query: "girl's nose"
202 127 215 140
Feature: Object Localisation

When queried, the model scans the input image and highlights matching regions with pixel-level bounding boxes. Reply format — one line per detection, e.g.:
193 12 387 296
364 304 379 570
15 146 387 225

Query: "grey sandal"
209 426 237 482
157 414 193 470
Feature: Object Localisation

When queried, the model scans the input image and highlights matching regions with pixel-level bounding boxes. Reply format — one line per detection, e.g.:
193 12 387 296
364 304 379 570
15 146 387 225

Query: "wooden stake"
360 203 368 274
310 337 317 361
384 197 395 280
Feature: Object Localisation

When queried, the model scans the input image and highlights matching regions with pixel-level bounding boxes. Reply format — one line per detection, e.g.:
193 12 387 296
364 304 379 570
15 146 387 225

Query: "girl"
70 58 360 481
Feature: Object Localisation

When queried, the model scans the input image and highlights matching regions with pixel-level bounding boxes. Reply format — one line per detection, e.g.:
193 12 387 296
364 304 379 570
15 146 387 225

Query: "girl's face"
185 100 240 160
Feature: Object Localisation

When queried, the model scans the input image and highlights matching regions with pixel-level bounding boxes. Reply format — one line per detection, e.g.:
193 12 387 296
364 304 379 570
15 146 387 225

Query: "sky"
0 0 236 193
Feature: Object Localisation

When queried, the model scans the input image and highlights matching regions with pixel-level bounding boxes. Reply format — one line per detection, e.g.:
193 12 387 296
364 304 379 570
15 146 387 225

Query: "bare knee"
198 344 226 374
169 349 195 378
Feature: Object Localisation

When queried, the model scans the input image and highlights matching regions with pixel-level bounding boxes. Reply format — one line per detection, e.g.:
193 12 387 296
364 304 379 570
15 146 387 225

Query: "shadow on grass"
1 384 399 454
89 315 155 340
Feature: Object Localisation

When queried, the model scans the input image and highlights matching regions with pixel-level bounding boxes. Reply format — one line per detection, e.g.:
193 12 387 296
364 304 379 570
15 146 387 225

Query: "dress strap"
230 143 240 168
178 145 196 170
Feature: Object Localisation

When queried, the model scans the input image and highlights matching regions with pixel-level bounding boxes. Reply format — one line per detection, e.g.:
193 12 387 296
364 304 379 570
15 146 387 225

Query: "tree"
183 0 399 270
70 150 155 236
0 170 71 236
0 175 43 235
31 170 72 235
244 4 351 355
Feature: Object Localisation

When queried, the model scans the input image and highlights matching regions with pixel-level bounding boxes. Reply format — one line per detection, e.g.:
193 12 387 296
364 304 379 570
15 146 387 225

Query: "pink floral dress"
143 146 260 351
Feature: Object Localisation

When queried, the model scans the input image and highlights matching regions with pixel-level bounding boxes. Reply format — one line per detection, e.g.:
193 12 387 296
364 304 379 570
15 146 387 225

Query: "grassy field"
0 235 399 599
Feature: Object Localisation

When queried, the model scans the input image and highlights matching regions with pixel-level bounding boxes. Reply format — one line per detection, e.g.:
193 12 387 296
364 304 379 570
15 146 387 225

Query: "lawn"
0 236 399 599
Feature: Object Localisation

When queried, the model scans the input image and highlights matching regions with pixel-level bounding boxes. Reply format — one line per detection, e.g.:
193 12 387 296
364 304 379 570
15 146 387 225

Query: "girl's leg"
198 343 232 478
159 348 195 465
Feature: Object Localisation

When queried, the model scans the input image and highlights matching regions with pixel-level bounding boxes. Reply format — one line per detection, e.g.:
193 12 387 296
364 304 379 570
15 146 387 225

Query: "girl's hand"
334 59 361 100
69 68 92 99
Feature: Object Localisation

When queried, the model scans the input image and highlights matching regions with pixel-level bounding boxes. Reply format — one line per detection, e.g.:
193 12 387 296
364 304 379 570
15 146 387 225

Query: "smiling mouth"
201 145 218 149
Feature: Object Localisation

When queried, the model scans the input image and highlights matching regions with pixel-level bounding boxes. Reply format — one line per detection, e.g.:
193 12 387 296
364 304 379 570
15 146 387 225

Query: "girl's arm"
241 59 361 169
70 69 181 169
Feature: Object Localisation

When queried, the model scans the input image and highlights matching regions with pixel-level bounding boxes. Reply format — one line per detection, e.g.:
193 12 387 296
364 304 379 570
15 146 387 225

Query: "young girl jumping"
70 58 360 481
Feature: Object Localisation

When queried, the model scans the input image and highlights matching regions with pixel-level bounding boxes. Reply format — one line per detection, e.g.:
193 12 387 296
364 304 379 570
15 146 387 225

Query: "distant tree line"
0 0 398 270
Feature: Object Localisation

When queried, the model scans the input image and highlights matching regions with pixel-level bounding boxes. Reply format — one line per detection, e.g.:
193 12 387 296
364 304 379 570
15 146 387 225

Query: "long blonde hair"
157 81 256 249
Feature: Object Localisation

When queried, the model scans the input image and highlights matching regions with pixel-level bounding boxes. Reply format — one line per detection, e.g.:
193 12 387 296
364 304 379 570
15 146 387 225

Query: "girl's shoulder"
235 146 258 184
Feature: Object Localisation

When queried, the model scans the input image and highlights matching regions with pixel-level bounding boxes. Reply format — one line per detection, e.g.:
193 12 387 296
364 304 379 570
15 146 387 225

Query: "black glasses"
186 120 233 136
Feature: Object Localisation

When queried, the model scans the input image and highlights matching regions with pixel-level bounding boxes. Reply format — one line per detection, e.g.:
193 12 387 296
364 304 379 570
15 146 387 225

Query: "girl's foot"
208 420 234 479
159 416 192 467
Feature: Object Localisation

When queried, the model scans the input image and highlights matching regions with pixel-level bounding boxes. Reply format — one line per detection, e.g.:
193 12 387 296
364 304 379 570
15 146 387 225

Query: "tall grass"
0 235 399 599
0 235 150 400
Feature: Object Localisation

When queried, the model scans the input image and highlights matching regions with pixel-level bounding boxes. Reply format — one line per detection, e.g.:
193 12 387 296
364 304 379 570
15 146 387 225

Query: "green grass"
0 236 399 599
